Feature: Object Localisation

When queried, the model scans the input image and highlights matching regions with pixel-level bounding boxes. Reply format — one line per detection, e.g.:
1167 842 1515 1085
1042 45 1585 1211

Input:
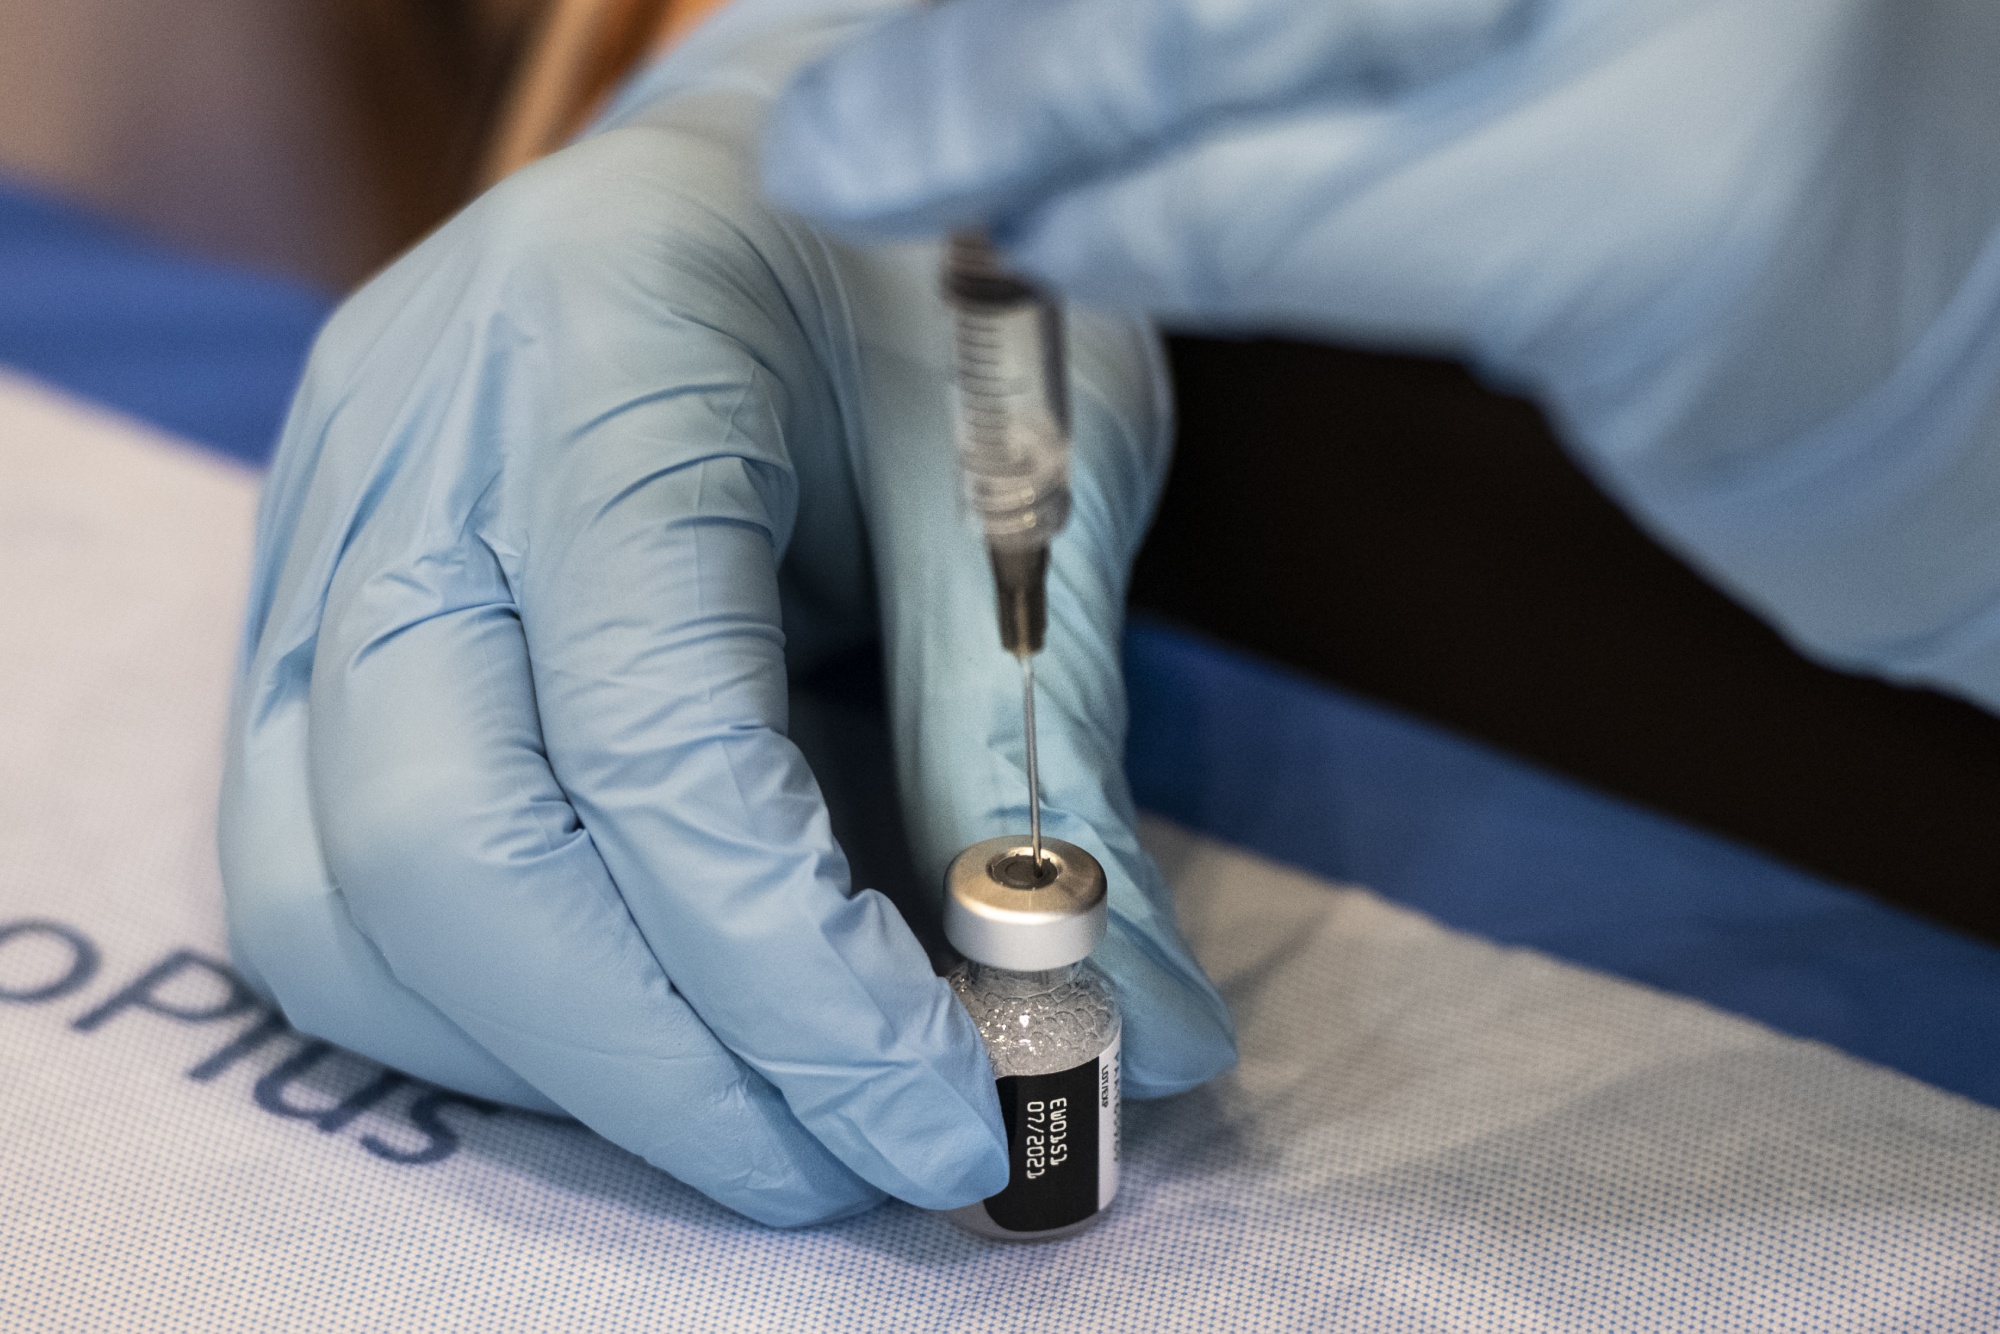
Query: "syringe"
942 231 1070 876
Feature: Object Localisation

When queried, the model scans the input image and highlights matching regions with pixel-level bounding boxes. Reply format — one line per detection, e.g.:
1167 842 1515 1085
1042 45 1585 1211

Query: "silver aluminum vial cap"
943 835 1107 970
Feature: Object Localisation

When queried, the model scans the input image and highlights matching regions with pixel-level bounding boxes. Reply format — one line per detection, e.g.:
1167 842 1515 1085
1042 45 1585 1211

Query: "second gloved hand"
766 0 2000 715
219 1 1234 1230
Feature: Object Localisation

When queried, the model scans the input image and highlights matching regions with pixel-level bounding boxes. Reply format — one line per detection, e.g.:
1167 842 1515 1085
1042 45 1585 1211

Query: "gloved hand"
765 0 2000 713
219 0 1233 1229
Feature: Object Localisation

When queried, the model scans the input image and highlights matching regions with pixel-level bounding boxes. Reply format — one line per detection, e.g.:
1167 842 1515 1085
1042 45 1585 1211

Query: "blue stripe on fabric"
1127 616 2000 1108
9 174 1999 1109
0 178 328 466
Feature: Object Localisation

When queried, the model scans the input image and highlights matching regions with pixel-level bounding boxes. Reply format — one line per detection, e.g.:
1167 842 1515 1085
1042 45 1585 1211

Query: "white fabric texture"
2 369 1998 1330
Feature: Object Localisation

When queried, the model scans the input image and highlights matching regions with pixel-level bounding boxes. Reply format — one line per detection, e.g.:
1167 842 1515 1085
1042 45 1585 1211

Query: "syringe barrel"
944 233 1072 554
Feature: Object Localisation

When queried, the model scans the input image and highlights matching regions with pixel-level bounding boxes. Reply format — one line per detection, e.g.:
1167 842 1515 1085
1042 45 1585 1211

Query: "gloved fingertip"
881 1115 1011 1212
1095 926 1239 1099
1123 976 1238 1099
952 1134 1015 1207
1123 1016 1239 1102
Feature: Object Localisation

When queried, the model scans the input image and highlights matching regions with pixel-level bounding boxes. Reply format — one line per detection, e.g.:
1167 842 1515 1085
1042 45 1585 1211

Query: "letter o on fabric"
0 919 101 1004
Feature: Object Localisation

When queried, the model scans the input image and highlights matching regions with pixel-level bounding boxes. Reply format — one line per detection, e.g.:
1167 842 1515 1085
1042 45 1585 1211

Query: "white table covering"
4 372 1996 1330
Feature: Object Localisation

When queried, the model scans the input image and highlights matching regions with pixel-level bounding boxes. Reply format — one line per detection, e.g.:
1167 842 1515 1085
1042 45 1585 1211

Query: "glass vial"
941 835 1120 1241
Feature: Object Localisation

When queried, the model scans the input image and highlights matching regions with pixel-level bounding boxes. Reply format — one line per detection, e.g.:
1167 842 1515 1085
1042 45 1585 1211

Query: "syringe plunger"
944 233 1072 563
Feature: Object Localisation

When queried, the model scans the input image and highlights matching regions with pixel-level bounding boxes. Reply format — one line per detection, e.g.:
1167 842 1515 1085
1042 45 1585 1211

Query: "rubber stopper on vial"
944 836 1107 971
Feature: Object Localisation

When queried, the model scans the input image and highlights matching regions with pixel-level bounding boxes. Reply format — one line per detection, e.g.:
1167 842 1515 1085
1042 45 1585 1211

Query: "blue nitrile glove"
218 0 1233 1228
765 0 2000 715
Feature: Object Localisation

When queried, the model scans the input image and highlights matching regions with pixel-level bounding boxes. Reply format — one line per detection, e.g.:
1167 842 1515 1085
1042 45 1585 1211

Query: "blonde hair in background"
481 0 731 185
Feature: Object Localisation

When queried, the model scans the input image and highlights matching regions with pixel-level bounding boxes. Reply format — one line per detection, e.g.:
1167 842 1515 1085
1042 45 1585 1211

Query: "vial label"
982 1034 1120 1234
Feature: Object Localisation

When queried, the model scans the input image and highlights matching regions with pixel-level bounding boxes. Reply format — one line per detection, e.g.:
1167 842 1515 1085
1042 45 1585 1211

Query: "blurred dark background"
1139 339 2000 943
0 0 535 287
5 0 1995 943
